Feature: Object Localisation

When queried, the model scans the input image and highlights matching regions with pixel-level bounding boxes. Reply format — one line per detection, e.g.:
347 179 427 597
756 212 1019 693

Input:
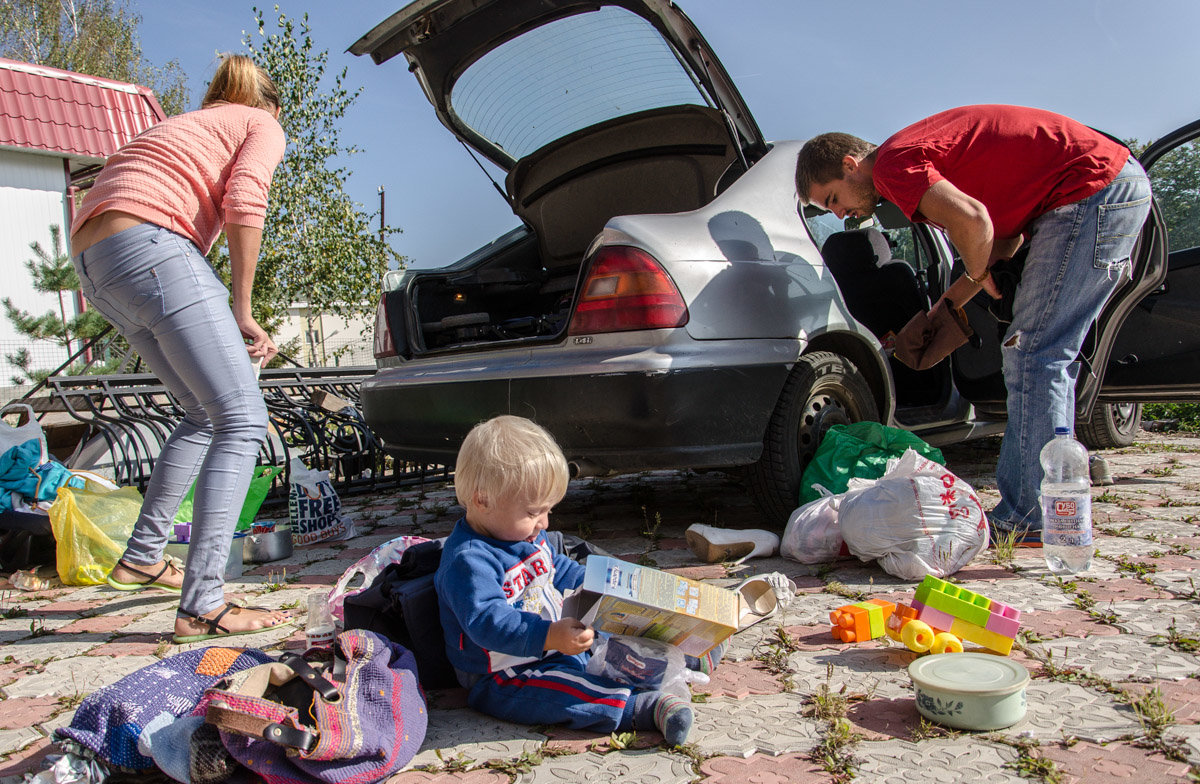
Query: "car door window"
1144 139 1200 252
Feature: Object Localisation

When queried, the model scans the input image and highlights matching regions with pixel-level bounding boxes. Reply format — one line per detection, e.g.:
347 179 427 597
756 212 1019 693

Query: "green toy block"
913 575 992 628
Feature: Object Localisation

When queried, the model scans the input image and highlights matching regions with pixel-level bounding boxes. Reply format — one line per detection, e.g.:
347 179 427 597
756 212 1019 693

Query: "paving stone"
1021 608 1123 640
1163 724 1200 765
689 694 822 757
698 753 828 783
1120 677 1200 723
2 655 157 698
853 738 1025 783
0 727 43 757
1033 633 1200 680
695 659 788 699
845 696 924 740
513 749 694 784
55 615 136 634
0 736 53 780
405 709 545 770
0 636 100 662
1109 599 1200 637
387 771 509 783
0 697 61 730
1039 740 1194 782
995 681 1141 743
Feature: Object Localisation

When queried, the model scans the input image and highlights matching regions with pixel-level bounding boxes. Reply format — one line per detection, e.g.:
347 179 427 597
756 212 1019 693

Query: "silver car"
351 0 1200 525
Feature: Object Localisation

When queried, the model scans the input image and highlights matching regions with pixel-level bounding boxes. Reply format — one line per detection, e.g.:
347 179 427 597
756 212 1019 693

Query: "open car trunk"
406 105 738 354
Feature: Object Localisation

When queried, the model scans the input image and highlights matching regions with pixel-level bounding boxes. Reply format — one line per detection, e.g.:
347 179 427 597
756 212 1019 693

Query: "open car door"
1094 118 1200 402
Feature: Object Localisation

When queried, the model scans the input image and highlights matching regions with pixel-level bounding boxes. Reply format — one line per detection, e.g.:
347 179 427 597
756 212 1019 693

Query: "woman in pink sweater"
70 55 290 643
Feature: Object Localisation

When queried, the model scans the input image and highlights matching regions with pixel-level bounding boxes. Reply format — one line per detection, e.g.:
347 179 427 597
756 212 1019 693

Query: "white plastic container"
1039 427 1093 574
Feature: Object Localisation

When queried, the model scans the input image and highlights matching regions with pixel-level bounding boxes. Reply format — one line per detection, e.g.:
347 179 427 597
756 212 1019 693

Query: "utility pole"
378 186 385 243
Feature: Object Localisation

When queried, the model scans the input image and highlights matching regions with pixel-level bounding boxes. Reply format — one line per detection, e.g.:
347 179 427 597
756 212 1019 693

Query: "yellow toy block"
948 617 1015 655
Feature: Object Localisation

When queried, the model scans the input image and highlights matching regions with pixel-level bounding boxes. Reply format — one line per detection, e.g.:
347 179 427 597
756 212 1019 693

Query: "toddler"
434 415 718 744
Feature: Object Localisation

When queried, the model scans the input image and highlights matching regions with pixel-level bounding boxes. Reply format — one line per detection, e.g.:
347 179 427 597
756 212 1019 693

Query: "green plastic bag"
798 422 944 506
174 464 283 531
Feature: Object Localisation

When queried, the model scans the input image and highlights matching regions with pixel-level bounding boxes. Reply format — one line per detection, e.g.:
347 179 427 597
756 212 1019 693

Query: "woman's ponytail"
201 54 280 112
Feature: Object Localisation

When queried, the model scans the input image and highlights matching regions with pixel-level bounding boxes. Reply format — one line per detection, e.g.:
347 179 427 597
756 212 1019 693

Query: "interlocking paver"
2 431 1200 783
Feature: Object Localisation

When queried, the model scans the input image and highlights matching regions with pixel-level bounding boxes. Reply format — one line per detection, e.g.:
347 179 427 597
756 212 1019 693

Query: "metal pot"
243 528 293 564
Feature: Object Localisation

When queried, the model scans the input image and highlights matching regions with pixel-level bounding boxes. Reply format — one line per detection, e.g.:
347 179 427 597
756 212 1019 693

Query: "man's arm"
917 180 1004 300
225 223 277 360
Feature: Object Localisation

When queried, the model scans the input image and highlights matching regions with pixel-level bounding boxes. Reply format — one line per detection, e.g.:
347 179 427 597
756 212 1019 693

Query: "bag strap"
278 651 341 702
206 704 318 752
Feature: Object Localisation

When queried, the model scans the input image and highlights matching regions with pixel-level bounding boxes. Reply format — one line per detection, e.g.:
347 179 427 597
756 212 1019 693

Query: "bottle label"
1041 494 1093 546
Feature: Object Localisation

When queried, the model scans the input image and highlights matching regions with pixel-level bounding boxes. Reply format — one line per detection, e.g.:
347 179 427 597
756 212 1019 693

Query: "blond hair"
454 416 569 509
202 54 280 112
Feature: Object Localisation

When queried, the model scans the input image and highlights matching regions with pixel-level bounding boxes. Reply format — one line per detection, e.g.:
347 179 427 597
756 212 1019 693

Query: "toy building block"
830 599 895 643
911 575 1022 656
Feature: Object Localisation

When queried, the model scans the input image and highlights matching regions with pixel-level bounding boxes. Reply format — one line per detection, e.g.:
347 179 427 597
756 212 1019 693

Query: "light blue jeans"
990 157 1152 532
73 224 267 616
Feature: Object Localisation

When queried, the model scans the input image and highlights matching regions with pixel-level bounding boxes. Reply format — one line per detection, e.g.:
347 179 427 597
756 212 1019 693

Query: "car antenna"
458 138 514 209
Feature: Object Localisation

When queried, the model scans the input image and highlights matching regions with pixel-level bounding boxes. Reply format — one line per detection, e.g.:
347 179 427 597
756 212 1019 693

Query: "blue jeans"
73 224 267 616
990 157 1152 532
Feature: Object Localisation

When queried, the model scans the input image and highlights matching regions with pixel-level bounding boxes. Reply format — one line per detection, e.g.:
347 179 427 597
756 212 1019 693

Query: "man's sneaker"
987 520 1042 548
1089 454 1114 487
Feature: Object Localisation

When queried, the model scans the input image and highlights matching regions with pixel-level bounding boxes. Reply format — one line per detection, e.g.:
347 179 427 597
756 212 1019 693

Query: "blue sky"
136 0 1200 270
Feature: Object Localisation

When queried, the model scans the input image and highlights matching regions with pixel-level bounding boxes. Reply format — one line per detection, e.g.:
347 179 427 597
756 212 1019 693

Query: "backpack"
342 531 605 690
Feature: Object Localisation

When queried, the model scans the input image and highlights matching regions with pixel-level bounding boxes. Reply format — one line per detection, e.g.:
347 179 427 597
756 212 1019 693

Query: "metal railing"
11 331 449 499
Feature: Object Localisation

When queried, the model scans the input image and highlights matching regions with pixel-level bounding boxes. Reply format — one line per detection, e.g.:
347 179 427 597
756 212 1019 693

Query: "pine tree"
3 225 113 384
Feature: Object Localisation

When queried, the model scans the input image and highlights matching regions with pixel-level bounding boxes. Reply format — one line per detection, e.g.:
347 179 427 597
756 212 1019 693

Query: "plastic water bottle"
1039 427 1093 573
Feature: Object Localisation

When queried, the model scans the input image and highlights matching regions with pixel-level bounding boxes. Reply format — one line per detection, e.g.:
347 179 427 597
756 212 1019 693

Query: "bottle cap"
1054 427 1070 435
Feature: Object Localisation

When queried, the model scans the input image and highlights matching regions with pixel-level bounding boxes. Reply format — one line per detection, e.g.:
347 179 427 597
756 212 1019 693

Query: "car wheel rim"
798 391 854 456
1112 403 1138 434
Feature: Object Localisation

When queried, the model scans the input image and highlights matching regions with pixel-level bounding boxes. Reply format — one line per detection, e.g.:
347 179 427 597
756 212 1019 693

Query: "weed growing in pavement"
280 598 302 610
609 731 637 749
1098 524 1135 538
483 746 574 776
909 716 959 741
802 663 865 783
1150 620 1200 654
0 605 28 620
997 736 1063 784
262 568 294 591
1127 685 1175 739
1168 543 1192 556
639 507 662 542
1034 652 1123 696
822 580 870 602
28 620 50 638
635 553 658 567
1145 463 1178 477
56 691 84 709
154 638 172 657
753 625 800 688
1107 553 1157 579
1093 490 1123 504
417 750 474 773
990 527 1020 565
576 519 595 541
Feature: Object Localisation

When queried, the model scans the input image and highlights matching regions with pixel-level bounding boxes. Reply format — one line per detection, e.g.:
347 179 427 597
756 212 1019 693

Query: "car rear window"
449 6 711 162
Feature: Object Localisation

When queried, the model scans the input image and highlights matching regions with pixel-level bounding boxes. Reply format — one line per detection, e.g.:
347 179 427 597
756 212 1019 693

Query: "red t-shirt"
871 105 1129 239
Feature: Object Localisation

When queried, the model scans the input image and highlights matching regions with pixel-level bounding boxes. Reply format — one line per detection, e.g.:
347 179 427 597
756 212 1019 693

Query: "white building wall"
0 148 78 381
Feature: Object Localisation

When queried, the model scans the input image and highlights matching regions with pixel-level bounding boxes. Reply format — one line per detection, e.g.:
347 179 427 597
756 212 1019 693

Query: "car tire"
747 351 880 528
1077 402 1142 450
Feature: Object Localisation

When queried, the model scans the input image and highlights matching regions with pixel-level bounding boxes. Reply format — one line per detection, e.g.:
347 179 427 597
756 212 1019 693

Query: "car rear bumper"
362 342 797 473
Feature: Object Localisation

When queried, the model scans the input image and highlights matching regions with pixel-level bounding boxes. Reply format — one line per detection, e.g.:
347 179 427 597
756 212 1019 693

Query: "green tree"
215 6 403 350
0 0 188 115
1132 138 1200 253
3 225 116 384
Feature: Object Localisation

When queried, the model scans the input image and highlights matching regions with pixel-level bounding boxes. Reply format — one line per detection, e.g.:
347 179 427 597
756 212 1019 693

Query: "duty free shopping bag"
288 458 355 546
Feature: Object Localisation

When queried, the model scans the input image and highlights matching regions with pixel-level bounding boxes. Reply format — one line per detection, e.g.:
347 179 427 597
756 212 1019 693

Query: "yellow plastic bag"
48 482 142 585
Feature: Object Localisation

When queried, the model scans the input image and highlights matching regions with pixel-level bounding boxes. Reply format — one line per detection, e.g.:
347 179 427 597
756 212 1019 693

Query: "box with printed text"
563 556 739 657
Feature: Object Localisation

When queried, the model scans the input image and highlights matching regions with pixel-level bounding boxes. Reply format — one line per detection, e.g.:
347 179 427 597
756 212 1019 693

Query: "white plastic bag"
837 449 989 580
1 403 45 458
780 494 845 564
585 634 705 699
288 457 356 546
325 534 430 623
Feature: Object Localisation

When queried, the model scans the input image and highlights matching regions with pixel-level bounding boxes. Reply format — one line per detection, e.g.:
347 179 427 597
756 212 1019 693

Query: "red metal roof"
0 57 166 166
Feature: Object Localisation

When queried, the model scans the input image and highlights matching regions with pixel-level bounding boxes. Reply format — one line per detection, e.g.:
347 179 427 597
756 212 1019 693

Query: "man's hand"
545 618 594 654
236 313 278 361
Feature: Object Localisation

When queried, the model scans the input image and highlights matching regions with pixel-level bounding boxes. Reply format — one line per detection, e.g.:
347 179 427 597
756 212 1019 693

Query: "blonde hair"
202 54 280 112
454 416 569 509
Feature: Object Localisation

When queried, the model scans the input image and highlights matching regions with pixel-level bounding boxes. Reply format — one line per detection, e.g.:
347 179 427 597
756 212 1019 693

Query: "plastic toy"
886 602 964 654
830 599 895 642
911 575 1021 655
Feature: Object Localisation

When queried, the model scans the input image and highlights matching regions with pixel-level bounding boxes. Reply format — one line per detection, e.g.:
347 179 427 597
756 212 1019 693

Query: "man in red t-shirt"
795 105 1152 546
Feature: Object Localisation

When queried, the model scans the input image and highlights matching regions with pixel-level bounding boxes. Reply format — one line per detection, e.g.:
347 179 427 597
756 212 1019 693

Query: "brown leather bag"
893 298 974 371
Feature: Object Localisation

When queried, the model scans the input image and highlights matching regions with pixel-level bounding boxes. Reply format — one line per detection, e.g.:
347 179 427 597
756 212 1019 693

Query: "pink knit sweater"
72 103 286 253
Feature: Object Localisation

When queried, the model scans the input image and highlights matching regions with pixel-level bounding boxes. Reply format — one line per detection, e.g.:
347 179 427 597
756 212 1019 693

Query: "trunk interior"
403 106 740 354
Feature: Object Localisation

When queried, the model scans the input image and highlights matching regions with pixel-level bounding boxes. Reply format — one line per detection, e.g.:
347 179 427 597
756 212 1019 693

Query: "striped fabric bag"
195 629 426 784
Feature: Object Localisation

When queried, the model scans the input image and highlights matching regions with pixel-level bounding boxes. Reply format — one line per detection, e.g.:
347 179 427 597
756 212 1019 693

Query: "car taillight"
568 247 688 335
372 294 397 359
